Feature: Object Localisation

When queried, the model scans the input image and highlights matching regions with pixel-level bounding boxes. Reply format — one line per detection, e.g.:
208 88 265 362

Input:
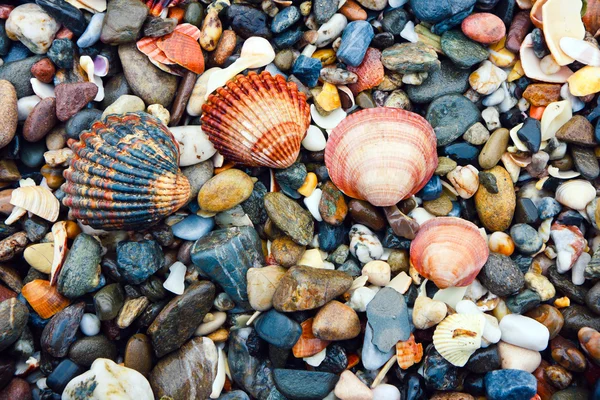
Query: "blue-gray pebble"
510 223 543 255
484 370 537 400
336 21 374 67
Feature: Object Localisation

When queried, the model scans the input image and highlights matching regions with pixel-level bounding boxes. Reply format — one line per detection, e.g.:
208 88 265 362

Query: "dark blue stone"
65 108 103 139
517 118 541 153
46 359 85 394
382 227 412 249
484 369 536 400
464 374 486 396
47 39 75 69
538 197 561 219
116 240 164 284
336 21 374 67
254 309 302 349
20 140 47 168
491 0 515 27
418 175 442 201
271 6 301 33
292 55 322 87
505 289 541 314
476 0 500 10
512 254 533 274
0 21 9 56
318 221 346 252
500 108 525 127
315 343 348 374
448 201 461 217
431 6 474 35
403 373 427 400
444 142 479 165
422 347 465 391
275 162 307 198
510 223 542 255
273 369 339 400
4 41 32 63
227 4 272 39
514 197 539 224
273 27 304 49
410 0 476 23
37 0 87 37
241 181 269 225
191 226 265 310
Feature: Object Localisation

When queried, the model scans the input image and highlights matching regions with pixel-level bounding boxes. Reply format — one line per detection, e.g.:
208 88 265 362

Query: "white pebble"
349 224 383 263
362 260 391 286
482 107 501 131
30 78 55 99
302 125 327 151
163 262 186 295
373 384 400 400
311 104 347 130
499 314 549 351
80 313 101 336
400 21 418 43
482 86 506 107
303 188 323 221
346 286 377 312
169 125 217 166
304 348 327 367
408 207 435 225
17 95 41 121
315 14 347 47
572 252 590 285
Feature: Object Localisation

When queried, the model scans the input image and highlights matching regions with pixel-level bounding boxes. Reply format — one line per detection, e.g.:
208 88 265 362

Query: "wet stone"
41 302 84 358
426 94 481 146
116 240 164 285
0 298 28 352
517 118 541 153
226 5 272 39
273 369 339 400
477 253 524 297
94 283 125 321
441 30 489 69
382 8 409 35
57 233 102 298
548 266 587 305
465 345 501 374
561 305 600 338
366 287 410 352
505 289 541 314
382 42 440 74
423 347 465 391
265 192 315 246
571 146 600 180
484 369 537 400
68 335 117 367
254 309 302 348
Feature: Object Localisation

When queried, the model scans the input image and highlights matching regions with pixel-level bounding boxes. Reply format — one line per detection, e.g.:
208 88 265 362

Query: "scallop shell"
201 71 311 169
292 318 330 358
396 334 423 369
410 217 489 289
324 108 437 207
61 112 191 230
22 279 70 319
143 0 184 16
137 24 202 68
433 313 486 367
555 179 596 210
10 186 59 222
541 100 572 140
157 31 205 75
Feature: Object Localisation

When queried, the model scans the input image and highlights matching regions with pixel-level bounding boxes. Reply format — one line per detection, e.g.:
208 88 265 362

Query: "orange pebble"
56 26 73 40
488 231 515 256
554 296 570 308
297 172 318 197
346 353 360 369
529 105 546 120
65 220 82 239
168 7 185 22
339 0 367 21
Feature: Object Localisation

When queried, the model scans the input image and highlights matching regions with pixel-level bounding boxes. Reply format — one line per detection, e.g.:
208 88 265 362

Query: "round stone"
198 169 254 213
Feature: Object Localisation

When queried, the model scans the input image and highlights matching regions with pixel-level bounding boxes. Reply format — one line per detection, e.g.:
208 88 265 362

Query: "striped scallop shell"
61 112 191 230
433 313 486 367
201 71 311 169
410 217 489 289
324 108 438 207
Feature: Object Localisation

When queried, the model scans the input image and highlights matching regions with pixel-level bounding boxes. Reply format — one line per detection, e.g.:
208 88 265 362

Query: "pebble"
422 347 464 391
469 60 508 95
93 283 125 321
313 300 361 340
172 215 214 241
65 108 102 139
170 125 217 166
550 335 588 372
406 60 470 104
555 115 595 146
461 13 506 44
0 298 28 352
265 192 315 246
100 0 148 44
499 314 550 351
274 369 339 400
117 240 163 285
23 97 56 142
426 94 480 146
255 309 302 348
5 4 60 54
80 313 101 337
465 345 500 373
272 6 301 33
334 370 373 400
349 224 384 263
382 42 440 74
510 223 543 255
0 80 17 149
47 359 85 394
0 55 44 98
57 233 101 298
484 369 537 400
410 0 477 24
271 236 306 267
478 253 524 296
101 94 144 118
474 166 516 231
198 169 254 212
336 21 374 67
315 14 347 48
124 333 153 375
366 287 410 352
68 335 117 367
498 341 542 372
77 12 104 48
292 55 322 87
226 5 271 39
195 311 227 336
41 301 85 357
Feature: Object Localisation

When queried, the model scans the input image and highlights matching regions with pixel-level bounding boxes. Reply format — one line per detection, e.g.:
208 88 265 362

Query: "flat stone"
226 5 271 39
272 266 353 312
68 335 117 367
555 116 595 146
382 42 440 74
547 266 587 305
484 369 537 400
147 281 215 357
571 145 600 180
100 0 148 44
497 341 541 373
124 333 154 375
441 30 489 69
198 169 254 212
57 233 102 298
0 298 28 352
273 369 339 400
23 97 57 142
265 192 314 246
41 302 85 358
255 309 302 348
561 305 600 338
426 94 481 146
406 60 470 104
336 21 374 67
366 287 410 352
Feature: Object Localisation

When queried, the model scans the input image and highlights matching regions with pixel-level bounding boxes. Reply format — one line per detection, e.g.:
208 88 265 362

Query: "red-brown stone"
461 13 506 44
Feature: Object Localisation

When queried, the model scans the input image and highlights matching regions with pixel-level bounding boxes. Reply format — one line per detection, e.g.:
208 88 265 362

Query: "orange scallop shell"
292 318 331 358
137 23 201 67
410 217 489 289
324 108 438 207
22 279 70 319
396 333 423 369
201 71 311 169
157 31 205 75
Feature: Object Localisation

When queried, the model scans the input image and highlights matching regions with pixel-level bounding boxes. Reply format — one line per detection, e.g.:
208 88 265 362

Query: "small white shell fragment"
311 104 347 130
386 272 412 294
301 44 317 57
163 262 186 295
362 260 391 286
303 188 323 221
304 348 327 367
482 106 501 131
17 95 41 121
559 37 600 67
169 125 217 166
555 179 596 210
571 252 590 285
541 100 572 140
432 286 468 310
499 314 550 351
302 125 327 151
501 152 521 182
196 311 227 336
400 21 418 43
30 78 55 99
548 166 580 179
350 275 369 292
520 34 573 82
346 286 377 312
210 347 227 399
315 14 348 47
408 207 435 226
298 248 324 268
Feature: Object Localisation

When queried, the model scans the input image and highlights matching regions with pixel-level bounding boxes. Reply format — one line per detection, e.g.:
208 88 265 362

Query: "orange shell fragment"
157 31 205 75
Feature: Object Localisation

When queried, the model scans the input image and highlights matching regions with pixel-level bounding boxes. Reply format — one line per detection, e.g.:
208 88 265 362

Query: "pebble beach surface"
0 0 599 399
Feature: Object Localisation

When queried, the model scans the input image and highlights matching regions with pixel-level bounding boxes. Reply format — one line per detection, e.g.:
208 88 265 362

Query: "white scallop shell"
555 179 597 210
432 313 486 367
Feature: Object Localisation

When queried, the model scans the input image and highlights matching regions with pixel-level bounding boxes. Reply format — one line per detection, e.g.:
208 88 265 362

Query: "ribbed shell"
432 313 486 367
410 217 489 289
324 108 438 207
201 71 311 169
22 279 70 319
61 112 191 230
143 0 183 16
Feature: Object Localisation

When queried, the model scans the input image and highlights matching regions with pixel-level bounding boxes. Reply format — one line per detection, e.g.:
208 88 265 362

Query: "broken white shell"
555 179 597 210
560 37 600 67
163 262 186 295
433 313 486 367
548 166 580 179
10 186 59 222
520 34 573 83
541 100 572 140
542 0 586 66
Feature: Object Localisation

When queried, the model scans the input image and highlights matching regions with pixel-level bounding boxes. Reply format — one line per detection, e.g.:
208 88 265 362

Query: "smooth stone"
169 70 196 126
561 305 600 337
0 378 30 399
319 221 346 252
313 300 360 341
551 388 590 400
441 30 489 69
463 122 490 145
497 341 541 373
150 337 217 399
181 160 213 199
80 313 101 336
422 347 464 391
0 298 28 352
265 192 314 246
0 55 44 98
219 391 251 400
57 233 102 298
55 82 98 122
0 21 8 57
406 59 470 103
23 97 56 142
444 141 479 165
571 145 600 180
410 0 476 23
240 181 268 226
372 384 400 400
100 0 148 44
314 0 338 24
510 223 543 255
426 94 480 146
247 266 287 311
170 125 217 166
0 80 17 149
366 287 410 352
41 302 85 357
255 309 302 348
271 236 305 267
382 42 440 74
101 94 144 118
5 4 60 54
319 181 348 226
515 197 539 224
499 314 550 351
336 21 374 67
348 200 386 231
349 224 384 263
272 266 353 312
191 227 264 310
228 328 275 400
479 128 510 169
144 16 177 37
63 358 153 400
101 73 131 109
484 369 537 400
586 281 600 315
124 333 153 375
525 305 564 339
273 369 339 400
116 240 164 285
47 359 85 394
461 12 505 44
548 266 587 305
551 335 588 373
334 370 373 400
474 166 516 232
198 169 254 212
465 345 501 373
477 253 524 296
172 215 214 241
65 108 102 139
77 12 104 48
555 115 595 146
292 55 322 87
68 335 117 367
47 38 74 69
37 0 86 37
94 283 125 321
382 8 409 36
195 311 227 336
315 14 348 48
116 296 150 328
517 118 541 153
147 281 215 357
272 6 301 33
226 5 272 39
356 0 388 10
275 162 307 197
118 43 177 107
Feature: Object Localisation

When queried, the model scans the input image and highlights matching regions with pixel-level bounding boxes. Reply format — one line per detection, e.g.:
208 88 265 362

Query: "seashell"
61 112 191 230
555 179 596 210
93 55 110 77
520 34 573 83
324 108 437 207
559 37 600 67
157 31 205 74
30 78 55 99
292 318 330 358
530 0 548 28
143 0 184 16
410 217 489 289
201 71 310 169
446 165 479 199
66 0 106 12
548 166 580 179
541 100 572 141
396 334 423 370
432 313 486 367
541 0 585 66
311 105 347 130
80 56 104 102
21 279 70 319
137 24 201 67
49 221 68 286
10 186 59 222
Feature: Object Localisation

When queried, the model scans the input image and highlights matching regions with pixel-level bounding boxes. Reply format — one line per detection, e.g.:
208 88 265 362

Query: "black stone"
500 108 525 127
20 140 46 168
273 369 339 400
476 0 500 10
226 5 271 39
36 0 87 37
444 142 479 165
464 374 486 396
515 198 539 224
255 310 302 349
0 356 15 390
465 345 501 374
371 32 395 49
275 162 307 197
505 289 541 314
422 346 465 391
65 109 103 139
46 359 85 394
403 373 427 400
547 266 587 305
585 281 600 315
273 27 304 49
191 227 265 310
478 253 524 297
491 0 515 27
571 145 600 180
315 343 348 374
382 8 409 36
313 0 337 24
561 305 600 338
101 73 131 109
0 55 44 98
407 60 470 104
478 171 498 194
23 216 49 242
531 28 549 58
68 335 117 366
47 39 75 69
318 222 346 252
517 118 541 153
41 302 85 358
229 328 275 400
